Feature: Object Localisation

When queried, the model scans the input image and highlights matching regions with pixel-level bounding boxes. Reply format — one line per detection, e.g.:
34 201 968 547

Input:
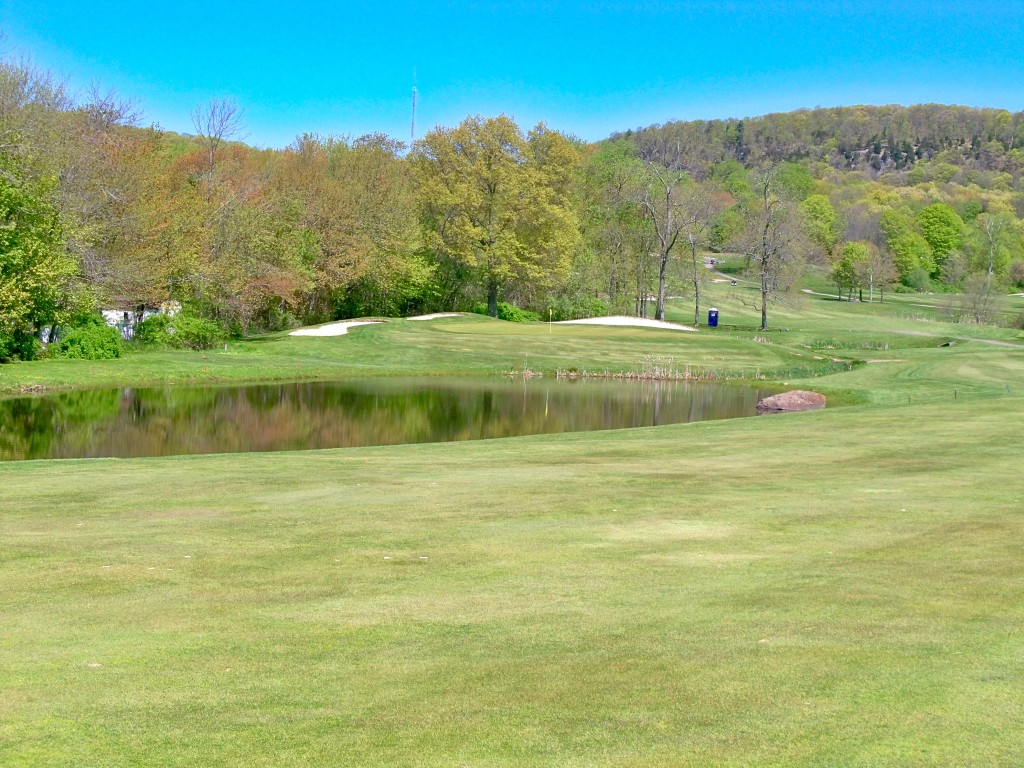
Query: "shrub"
497 302 540 322
0 329 42 362
54 322 124 360
169 315 223 350
547 295 607 321
263 305 302 332
134 314 173 346
133 314 223 350
1009 260 1024 289
472 302 541 322
960 201 983 223
906 267 932 293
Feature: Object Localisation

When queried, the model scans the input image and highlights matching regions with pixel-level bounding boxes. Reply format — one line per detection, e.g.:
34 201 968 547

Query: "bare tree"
630 135 722 321
939 250 970 289
635 161 690 321
853 242 899 303
844 202 883 248
957 273 1003 324
83 82 141 131
680 186 726 326
191 98 245 200
738 165 809 330
0 56 72 159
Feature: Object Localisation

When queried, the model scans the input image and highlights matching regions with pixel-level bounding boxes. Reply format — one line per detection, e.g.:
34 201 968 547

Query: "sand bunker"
289 321 383 337
556 315 695 332
290 313 697 336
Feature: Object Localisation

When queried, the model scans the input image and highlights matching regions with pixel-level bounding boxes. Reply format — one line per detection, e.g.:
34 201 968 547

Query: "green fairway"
2 397 1023 766
3 287 1024 765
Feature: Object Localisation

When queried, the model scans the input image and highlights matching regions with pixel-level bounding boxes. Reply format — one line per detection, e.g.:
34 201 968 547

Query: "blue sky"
2 1 1022 148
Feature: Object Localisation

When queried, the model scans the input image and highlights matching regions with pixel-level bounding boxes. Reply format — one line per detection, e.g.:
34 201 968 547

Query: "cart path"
890 329 1024 348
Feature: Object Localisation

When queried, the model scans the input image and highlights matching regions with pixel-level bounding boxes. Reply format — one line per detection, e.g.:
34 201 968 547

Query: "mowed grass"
687 275 1024 345
2 276 1020 400
663 281 1024 405
2 397 1023 766
3 285 1024 764
0 314 815 396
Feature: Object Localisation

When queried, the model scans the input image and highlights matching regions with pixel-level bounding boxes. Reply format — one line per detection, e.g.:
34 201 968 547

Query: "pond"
0 377 775 461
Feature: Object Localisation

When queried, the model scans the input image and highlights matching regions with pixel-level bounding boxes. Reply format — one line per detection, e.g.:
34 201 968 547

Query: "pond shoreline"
0 376 777 461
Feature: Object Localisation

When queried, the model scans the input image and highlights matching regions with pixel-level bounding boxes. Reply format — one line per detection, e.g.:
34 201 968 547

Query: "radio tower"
410 67 417 146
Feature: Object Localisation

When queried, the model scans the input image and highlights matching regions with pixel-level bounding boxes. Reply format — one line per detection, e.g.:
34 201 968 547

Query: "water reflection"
0 378 773 461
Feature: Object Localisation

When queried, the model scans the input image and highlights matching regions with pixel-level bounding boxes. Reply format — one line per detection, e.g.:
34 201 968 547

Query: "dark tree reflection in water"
0 378 774 461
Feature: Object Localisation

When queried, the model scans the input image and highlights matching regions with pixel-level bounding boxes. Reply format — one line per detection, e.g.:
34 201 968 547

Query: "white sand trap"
556 315 695 332
290 320 383 337
407 313 463 321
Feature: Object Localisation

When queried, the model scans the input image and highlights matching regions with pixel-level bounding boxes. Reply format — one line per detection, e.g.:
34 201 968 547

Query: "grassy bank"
1 281 1022 400
2 396 1023 766
0 313 822 396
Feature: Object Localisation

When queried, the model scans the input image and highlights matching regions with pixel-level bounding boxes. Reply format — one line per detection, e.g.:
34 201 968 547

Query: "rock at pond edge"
756 390 826 413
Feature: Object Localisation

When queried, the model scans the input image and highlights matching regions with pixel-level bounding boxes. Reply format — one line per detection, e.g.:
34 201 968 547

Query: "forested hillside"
3 57 1023 361
621 104 1024 178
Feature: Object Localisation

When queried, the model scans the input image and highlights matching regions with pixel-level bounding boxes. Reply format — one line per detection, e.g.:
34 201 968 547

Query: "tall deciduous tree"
879 208 934 279
334 134 427 316
679 185 727 326
0 154 75 359
738 165 808 330
279 133 423 320
635 161 690 321
853 242 898 303
191 98 244 202
0 58 73 174
801 194 843 258
971 211 1015 277
831 241 867 300
414 115 580 316
578 140 656 316
916 203 964 274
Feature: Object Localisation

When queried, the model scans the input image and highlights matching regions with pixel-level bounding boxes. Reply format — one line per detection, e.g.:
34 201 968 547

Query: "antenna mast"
411 67 417 146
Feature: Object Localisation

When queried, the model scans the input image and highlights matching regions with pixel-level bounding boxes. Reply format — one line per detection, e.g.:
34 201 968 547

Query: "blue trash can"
708 307 719 327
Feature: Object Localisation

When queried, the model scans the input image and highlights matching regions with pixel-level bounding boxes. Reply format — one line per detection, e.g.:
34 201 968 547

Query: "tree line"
3 57 1024 361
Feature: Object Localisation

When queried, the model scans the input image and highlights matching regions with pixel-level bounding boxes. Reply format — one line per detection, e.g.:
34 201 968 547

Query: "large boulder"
756 390 826 413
